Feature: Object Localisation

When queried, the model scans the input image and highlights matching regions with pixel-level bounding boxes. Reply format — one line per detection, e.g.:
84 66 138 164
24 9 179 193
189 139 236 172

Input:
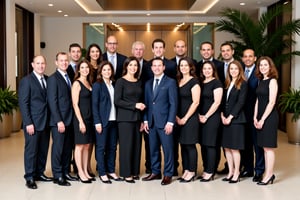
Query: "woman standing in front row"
92 61 121 184
221 60 247 184
176 57 200 182
254 56 278 185
71 59 94 183
114 57 146 183
198 61 223 182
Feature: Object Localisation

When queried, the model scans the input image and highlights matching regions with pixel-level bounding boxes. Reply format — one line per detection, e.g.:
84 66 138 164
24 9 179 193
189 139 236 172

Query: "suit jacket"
92 81 113 128
196 58 224 82
47 70 73 127
222 81 248 124
144 75 178 128
102 52 127 80
18 73 48 131
171 56 197 67
67 64 75 83
145 58 177 80
244 65 259 121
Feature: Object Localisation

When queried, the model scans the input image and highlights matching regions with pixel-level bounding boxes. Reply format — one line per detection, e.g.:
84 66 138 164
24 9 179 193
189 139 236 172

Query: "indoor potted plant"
279 88 300 144
0 87 19 138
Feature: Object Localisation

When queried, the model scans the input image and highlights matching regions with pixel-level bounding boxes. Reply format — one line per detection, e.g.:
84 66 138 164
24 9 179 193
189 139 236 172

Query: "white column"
6 0 16 90
292 0 300 88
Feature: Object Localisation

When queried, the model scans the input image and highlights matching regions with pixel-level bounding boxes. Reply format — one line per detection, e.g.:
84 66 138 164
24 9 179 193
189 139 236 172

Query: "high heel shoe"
200 174 214 182
77 175 92 184
257 175 275 185
99 176 112 184
107 174 123 182
222 175 233 182
88 171 96 178
125 177 135 183
180 175 196 183
89 177 96 181
229 175 240 184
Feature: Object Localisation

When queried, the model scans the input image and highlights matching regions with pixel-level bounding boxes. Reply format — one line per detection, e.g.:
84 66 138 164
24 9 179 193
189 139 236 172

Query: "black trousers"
201 145 216 174
181 144 197 172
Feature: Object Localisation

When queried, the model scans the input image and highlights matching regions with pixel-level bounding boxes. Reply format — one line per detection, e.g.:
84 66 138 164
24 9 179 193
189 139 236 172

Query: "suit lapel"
31 73 46 95
152 75 166 100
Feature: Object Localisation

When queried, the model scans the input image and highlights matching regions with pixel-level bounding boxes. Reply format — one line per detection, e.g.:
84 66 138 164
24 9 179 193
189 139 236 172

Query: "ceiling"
15 0 280 17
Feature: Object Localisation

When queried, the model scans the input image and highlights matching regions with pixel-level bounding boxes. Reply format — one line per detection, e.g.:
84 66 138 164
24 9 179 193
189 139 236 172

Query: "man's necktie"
40 77 46 89
245 69 250 80
65 74 71 88
110 55 115 69
153 78 159 96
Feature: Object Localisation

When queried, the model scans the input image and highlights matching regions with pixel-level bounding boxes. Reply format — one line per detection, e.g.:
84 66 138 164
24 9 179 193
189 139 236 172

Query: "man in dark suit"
102 35 127 80
240 49 264 182
196 41 224 80
144 38 177 80
171 39 197 66
19 55 52 189
67 43 82 83
47 52 78 186
142 57 178 186
219 42 235 84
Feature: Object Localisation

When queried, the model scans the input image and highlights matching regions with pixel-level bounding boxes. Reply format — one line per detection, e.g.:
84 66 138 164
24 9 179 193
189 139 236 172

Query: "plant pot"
286 112 300 145
12 109 22 132
0 113 13 138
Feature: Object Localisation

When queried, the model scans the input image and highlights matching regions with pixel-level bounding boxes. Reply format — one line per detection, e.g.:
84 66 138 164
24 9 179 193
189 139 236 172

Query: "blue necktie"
65 74 71 88
245 69 250 80
153 78 159 96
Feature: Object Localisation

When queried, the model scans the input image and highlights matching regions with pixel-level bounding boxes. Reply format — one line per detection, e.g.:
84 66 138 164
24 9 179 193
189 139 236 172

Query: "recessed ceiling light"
283 1 289 5
64 14 68 17
146 13 151 16
240 2 245 6
48 3 54 7
57 10 62 13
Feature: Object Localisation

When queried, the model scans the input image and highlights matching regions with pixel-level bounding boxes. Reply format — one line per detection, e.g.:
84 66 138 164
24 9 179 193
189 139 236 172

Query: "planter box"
286 112 300 145
12 109 22 132
0 113 13 138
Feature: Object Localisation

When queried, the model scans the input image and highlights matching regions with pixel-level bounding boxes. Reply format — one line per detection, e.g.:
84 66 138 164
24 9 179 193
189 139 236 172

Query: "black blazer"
102 52 127 80
171 56 197 67
47 70 73 126
222 81 248 124
18 73 48 131
196 58 224 82
92 81 113 128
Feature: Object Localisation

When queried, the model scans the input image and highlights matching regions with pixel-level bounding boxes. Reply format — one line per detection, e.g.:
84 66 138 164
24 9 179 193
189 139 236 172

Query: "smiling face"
242 49 256 68
151 59 165 77
200 43 214 60
32 56 46 76
229 63 240 79
202 63 213 79
152 42 165 58
259 59 270 77
69 46 82 63
89 46 100 62
101 64 113 80
78 62 90 78
179 60 190 76
132 43 145 60
105 36 118 54
221 44 234 62
174 40 186 57
127 60 139 76
56 53 69 72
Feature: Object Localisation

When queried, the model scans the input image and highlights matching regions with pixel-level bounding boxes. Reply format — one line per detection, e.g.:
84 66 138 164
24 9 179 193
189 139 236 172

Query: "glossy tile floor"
0 130 299 200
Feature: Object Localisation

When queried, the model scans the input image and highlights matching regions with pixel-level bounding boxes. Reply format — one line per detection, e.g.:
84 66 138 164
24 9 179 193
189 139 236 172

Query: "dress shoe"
107 174 123 181
26 179 37 189
53 177 71 186
257 174 275 185
64 173 78 181
145 168 152 174
161 176 172 185
142 173 162 181
99 176 112 184
89 177 96 181
200 174 215 182
35 174 53 182
77 175 92 184
240 170 254 178
88 171 96 178
125 178 135 183
252 174 263 182
222 175 233 182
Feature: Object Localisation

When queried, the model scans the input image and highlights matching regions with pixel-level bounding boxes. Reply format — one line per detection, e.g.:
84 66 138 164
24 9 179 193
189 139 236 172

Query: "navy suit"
67 64 75 83
47 70 74 179
145 58 177 80
92 81 117 176
241 65 265 175
144 75 178 176
18 73 50 181
102 52 127 80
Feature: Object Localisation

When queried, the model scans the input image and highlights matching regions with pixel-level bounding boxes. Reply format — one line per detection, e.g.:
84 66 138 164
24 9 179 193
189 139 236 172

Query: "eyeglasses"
107 42 118 45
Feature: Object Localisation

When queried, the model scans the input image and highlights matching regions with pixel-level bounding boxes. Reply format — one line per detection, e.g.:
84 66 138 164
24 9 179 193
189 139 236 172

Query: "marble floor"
0 130 299 200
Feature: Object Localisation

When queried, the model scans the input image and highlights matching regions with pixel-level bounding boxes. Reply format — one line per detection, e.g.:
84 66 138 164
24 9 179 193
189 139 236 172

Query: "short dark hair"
200 41 214 50
152 39 165 48
220 42 234 50
69 43 81 52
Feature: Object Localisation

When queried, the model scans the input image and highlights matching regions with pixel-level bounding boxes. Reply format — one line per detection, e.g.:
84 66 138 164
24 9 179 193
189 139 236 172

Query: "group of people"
18 35 279 190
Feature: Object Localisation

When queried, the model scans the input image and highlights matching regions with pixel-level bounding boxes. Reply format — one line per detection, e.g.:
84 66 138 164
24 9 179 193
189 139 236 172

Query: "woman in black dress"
114 56 146 183
221 60 247 183
71 59 94 183
176 57 201 183
198 61 223 182
85 43 103 83
254 56 278 185
176 57 200 182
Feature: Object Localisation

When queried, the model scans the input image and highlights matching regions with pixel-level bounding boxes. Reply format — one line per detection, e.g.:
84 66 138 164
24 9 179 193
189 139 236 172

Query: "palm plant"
215 4 300 67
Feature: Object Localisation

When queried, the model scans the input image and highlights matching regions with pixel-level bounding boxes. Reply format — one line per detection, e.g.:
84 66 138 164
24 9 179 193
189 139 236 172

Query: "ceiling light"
64 14 68 17
146 13 151 16
283 1 289 5
57 10 62 13
240 2 245 6
48 3 54 7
